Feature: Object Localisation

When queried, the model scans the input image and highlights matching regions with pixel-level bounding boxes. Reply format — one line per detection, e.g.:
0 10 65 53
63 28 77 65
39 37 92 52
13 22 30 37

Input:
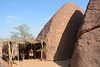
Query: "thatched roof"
3 38 41 45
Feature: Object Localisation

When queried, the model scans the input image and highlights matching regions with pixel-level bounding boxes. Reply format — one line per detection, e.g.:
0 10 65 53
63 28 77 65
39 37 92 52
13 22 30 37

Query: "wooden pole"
18 44 19 65
10 39 13 66
34 44 36 59
8 41 11 66
41 41 43 60
11 46 13 66
22 50 24 60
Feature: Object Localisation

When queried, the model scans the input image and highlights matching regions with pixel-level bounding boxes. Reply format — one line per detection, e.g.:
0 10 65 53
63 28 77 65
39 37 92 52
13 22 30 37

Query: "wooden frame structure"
2 39 46 66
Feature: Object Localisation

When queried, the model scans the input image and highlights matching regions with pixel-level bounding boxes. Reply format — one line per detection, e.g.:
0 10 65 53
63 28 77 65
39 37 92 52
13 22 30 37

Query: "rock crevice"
78 25 100 39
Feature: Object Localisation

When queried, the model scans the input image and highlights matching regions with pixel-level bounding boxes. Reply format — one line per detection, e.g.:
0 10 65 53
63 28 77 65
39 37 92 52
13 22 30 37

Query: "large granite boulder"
71 0 100 67
37 2 84 61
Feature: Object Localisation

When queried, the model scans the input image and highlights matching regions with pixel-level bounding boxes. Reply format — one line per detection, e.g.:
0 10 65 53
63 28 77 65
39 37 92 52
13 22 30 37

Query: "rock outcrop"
71 0 100 67
37 2 84 61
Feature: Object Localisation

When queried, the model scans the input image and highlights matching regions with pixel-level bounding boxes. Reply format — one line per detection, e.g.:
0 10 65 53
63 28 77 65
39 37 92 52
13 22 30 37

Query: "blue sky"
0 0 89 38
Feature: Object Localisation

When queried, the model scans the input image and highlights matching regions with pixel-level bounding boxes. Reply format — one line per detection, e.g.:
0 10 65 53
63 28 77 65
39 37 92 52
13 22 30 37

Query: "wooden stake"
8 41 11 66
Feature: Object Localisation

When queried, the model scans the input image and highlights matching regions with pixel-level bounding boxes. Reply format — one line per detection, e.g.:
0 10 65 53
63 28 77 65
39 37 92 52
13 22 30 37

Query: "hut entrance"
18 39 46 60
27 41 46 60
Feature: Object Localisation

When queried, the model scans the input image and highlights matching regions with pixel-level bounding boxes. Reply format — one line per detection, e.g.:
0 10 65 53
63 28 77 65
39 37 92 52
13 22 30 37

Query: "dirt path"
13 59 71 67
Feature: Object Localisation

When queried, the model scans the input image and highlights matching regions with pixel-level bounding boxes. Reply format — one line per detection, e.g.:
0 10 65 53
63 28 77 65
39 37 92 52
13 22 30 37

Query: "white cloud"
6 16 20 22
7 16 20 19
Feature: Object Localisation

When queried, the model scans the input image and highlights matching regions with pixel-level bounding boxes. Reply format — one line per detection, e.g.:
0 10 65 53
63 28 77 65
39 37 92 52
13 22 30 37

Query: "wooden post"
41 41 43 60
34 44 36 59
11 39 13 66
18 44 19 65
22 50 24 60
8 41 11 66
11 47 13 66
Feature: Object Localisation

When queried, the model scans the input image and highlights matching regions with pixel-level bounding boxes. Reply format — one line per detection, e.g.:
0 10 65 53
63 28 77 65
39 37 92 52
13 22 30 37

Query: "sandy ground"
0 42 71 67
12 59 71 67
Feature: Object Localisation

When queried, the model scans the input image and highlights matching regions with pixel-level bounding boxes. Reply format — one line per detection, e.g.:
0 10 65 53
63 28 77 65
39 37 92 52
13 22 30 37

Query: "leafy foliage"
10 24 34 39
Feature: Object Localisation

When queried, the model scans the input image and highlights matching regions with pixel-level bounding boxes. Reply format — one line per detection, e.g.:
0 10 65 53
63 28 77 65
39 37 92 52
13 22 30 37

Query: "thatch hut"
2 38 46 66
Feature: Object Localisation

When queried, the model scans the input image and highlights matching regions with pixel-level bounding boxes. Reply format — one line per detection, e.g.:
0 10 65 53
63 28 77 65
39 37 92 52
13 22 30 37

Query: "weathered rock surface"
71 28 100 67
78 0 100 38
37 2 84 61
71 0 100 67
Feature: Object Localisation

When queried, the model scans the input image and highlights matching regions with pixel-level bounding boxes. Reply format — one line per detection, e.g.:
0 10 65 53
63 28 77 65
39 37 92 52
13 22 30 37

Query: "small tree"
10 24 34 39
